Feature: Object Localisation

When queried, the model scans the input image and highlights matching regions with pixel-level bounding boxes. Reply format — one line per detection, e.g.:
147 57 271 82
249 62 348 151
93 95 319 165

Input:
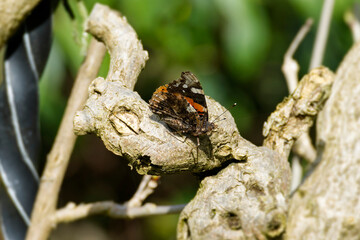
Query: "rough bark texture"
177 67 334 240
72 4 337 238
177 147 290 240
285 42 360 239
85 4 148 90
72 4 338 239
74 79 248 174
74 5 247 175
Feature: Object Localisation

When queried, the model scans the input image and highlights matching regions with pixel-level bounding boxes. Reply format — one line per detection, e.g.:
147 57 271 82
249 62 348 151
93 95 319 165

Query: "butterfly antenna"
211 103 237 124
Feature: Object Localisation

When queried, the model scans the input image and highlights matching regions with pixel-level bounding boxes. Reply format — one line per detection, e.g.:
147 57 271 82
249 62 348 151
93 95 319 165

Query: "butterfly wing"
149 84 196 133
167 72 209 124
149 71 213 136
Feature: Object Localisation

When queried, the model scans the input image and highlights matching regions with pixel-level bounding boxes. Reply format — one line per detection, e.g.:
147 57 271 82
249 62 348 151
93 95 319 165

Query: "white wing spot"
186 104 197 112
191 87 202 94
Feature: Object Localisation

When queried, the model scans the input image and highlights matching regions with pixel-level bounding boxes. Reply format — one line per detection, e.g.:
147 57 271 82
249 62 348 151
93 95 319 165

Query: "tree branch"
286 42 360 240
282 18 313 93
126 175 160 208
85 4 148 90
281 18 316 191
73 4 247 175
52 201 185 224
309 0 334 70
25 39 107 240
282 18 318 165
345 10 360 43
177 67 334 240
263 67 334 159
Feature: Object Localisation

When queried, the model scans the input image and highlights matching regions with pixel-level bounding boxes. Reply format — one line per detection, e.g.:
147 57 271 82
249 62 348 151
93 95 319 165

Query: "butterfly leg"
165 130 188 143
185 137 199 164
196 137 200 163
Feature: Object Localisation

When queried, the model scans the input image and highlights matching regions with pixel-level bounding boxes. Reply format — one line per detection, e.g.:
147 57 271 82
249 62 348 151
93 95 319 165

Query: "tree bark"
74 5 246 175
70 3 360 240
286 42 360 239
72 4 341 239
177 67 334 239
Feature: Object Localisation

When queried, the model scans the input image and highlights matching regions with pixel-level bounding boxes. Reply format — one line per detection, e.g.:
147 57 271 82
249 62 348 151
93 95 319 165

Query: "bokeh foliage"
41 0 355 239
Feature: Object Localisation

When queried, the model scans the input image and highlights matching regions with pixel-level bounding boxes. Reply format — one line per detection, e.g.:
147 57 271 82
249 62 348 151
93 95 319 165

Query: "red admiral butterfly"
149 71 215 140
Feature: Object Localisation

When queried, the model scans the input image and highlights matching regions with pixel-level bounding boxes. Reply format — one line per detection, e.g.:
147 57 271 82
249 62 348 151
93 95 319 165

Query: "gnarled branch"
73 4 247 175
286 41 360 240
177 67 334 240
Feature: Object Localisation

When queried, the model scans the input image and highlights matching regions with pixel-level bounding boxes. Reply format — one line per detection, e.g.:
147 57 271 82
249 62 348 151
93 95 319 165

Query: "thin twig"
127 175 161 207
292 134 316 163
345 10 360 43
290 155 302 193
25 39 106 240
283 2 335 165
281 19 315 191
53 201 185 224
286 0 335 190
309 0 335 70
263 67 334 159
282 18 313 93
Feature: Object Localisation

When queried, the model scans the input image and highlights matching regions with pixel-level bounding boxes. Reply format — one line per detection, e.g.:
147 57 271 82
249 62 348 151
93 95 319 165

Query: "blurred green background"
40 0 355 239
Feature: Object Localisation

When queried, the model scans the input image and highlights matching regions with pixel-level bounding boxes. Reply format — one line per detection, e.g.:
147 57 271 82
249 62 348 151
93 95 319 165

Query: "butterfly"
149 71 215 140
